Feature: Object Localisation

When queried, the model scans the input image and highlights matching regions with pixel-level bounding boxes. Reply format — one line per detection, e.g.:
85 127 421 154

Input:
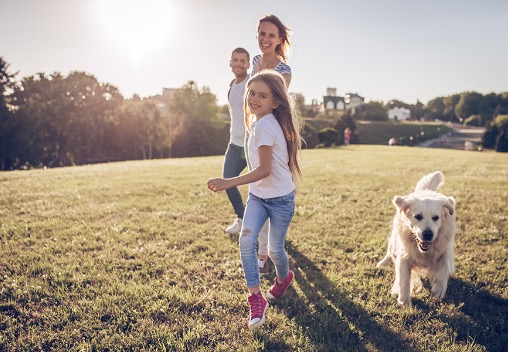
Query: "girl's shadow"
276 241 415 352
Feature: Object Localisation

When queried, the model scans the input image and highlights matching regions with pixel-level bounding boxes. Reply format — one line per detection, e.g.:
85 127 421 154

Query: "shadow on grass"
275 241 414 352
441 277 507 351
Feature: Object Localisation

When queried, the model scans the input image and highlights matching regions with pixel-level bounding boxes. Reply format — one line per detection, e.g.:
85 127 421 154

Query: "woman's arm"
282 72 292 87
207 146 272 192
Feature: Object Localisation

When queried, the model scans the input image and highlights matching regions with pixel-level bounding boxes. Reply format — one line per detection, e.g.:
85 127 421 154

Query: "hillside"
304 118 454 146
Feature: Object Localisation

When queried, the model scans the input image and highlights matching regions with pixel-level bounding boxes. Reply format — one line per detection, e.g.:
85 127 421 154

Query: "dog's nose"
422 229 434 241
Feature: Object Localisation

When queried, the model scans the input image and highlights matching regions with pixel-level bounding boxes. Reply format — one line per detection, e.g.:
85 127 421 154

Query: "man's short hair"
231 47 250 62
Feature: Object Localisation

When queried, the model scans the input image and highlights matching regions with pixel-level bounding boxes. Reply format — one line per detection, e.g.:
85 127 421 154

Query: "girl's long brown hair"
244 70 302 184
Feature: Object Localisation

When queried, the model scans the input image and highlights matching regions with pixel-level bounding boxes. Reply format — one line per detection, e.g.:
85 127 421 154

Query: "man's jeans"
222 143 247 219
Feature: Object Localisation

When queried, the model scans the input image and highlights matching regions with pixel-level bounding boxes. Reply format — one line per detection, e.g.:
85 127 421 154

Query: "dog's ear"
442 196 455 215
393 196 410 212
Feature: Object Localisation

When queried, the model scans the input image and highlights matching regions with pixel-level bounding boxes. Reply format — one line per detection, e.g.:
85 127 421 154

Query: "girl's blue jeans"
222 143 247 219
239 190 295 288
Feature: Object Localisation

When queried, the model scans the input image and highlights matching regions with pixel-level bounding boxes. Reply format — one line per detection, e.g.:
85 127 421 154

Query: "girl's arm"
207 146 272 192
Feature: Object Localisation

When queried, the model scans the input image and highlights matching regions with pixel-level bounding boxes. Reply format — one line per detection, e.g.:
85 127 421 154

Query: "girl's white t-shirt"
248 113 295 199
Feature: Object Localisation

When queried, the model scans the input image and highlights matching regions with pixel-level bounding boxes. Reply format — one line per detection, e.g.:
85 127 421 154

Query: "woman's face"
257 21 282 55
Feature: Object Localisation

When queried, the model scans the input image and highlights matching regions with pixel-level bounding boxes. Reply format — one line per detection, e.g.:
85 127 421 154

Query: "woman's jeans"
222 143 247 219
239 191 295 288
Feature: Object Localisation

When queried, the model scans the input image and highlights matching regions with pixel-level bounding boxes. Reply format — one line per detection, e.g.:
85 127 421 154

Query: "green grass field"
1 146 507 351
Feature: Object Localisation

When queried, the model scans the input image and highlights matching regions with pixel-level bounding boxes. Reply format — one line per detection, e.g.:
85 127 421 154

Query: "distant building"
345 93 365 112
324 95 345 111
323 88 364 113
388 106 411 121
142 87 179 111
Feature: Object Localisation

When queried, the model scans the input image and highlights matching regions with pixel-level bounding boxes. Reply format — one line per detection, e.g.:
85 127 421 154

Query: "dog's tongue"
420 241 431 251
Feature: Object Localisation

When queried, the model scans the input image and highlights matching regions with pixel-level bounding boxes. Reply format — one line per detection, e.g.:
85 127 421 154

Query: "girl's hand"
207 178 230 192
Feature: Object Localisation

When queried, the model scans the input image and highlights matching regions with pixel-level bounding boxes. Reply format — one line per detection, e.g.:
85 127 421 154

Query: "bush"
482 122 499 148
495 122 508 152
317 128 338 147
482 114 508 152
302 122 319 149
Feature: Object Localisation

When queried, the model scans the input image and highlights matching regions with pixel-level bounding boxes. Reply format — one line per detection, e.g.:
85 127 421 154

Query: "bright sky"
2 0 507 106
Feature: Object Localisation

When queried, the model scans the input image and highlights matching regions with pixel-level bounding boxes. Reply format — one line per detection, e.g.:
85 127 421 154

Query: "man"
223 48 270 275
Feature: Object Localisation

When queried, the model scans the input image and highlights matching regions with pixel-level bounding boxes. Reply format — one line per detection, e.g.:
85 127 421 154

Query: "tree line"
0 57 227 170
2 56 507 171
316 93 508 125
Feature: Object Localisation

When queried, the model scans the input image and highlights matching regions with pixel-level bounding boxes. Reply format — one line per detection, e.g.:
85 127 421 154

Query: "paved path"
417 124 485 150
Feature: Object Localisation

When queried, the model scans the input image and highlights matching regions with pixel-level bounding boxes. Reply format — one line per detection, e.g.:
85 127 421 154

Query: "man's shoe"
247 291 268 330
225 218 242 235
258 258 269 276
266 270 294 300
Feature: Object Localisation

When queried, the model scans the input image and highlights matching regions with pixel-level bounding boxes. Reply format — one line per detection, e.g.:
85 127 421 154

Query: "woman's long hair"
244 70 302 184
257 15 291 63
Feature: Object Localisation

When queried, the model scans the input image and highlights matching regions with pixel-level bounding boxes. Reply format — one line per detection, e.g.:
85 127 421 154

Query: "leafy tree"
426 95 460 122
358 101 387 121
0 57 23 170
169 81 221 157
455 92 483 123
478 93 500 126
410 100 425 121
443 94 460 122
106 99 169 160
14 71 122 166
426 97 446 120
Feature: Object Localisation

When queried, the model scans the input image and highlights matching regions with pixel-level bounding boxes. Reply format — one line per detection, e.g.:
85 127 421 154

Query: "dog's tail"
415 171 444 192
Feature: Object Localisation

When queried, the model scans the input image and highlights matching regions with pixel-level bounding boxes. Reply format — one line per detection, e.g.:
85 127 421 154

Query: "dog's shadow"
451 278 508 349
413 277 508 351
268 241 414 352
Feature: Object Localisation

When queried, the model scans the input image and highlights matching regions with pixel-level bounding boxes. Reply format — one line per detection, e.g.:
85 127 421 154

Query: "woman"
249 14 293 276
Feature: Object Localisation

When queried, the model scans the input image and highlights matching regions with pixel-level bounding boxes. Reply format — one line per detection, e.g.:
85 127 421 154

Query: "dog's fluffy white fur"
377 171 456 305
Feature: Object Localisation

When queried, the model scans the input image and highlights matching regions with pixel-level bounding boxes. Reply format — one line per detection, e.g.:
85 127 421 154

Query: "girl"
207 70 302 330
250 14 293 276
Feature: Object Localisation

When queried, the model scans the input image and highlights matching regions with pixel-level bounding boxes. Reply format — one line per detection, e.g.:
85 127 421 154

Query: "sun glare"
95 0 174 63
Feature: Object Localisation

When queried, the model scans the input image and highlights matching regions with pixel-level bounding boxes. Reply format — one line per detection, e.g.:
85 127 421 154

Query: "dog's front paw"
397 295 411 306
397 294 411 306
431 281 446 300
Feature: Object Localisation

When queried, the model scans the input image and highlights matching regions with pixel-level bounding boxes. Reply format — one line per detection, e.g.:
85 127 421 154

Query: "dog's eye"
415 214 423 221
432 215 439 221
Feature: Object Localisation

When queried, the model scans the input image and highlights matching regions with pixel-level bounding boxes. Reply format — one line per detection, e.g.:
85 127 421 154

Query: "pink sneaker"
247 291 268 330
266 270 294 300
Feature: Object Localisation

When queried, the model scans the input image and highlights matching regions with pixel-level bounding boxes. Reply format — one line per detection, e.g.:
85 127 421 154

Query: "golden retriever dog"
377 171 456 305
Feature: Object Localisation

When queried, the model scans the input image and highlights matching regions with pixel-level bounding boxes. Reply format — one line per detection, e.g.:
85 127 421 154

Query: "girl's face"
257 21 282 55
247 80 278 119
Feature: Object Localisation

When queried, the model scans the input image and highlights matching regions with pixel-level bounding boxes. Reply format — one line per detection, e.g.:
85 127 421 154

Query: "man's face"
230 52 249 78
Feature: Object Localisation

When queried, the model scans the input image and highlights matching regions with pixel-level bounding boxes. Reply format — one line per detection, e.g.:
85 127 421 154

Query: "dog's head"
393 194 455 253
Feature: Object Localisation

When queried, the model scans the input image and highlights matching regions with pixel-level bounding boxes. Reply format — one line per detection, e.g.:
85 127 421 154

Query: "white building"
323 88 364 113
388 106 411 121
